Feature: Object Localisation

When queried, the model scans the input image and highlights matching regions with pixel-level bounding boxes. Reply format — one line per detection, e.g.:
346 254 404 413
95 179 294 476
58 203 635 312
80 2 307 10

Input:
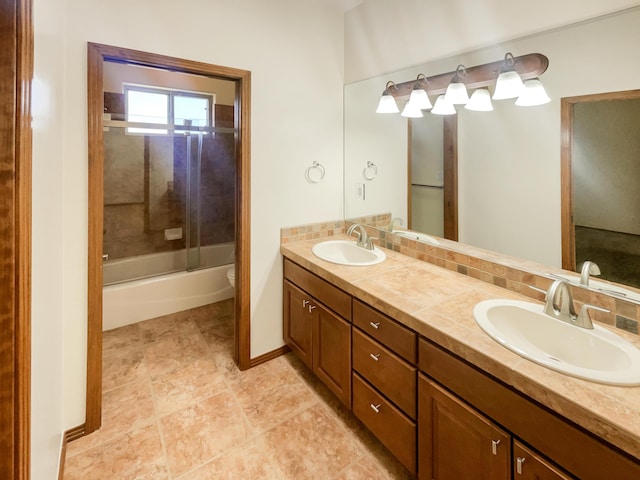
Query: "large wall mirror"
344 7 640 294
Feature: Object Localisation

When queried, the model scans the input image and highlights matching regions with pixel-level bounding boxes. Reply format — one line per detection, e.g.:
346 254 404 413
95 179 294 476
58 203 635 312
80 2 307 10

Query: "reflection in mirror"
344 7 640 296
562 90 640 288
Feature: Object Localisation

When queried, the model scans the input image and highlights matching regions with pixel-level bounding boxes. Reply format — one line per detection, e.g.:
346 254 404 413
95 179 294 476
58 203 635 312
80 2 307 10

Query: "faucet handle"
364 236 378 250
528 285 547 296
576 303 610 329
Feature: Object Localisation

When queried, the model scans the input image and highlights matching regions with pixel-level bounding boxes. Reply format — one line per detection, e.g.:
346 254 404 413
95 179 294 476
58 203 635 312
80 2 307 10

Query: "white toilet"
226 266 235 288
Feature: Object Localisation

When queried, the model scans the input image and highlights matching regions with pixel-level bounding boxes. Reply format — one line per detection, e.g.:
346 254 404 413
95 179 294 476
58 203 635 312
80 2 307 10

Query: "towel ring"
305 161 325 183
363 161 378 181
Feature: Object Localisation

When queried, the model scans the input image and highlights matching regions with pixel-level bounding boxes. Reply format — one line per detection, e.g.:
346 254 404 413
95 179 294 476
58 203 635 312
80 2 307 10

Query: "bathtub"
103 242 235 330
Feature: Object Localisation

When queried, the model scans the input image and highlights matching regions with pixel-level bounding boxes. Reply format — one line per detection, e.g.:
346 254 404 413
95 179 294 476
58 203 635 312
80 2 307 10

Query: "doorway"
561 89 640 286
407 115 458 241
86 43 251 434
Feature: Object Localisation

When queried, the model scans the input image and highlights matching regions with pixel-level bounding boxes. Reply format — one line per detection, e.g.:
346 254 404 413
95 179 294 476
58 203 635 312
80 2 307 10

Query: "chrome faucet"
542 279 608 329
580 261 601 287
346 223 377 250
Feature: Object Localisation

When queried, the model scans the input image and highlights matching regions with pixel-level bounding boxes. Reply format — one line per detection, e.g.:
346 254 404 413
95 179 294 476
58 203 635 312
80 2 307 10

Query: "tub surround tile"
281 235 640 459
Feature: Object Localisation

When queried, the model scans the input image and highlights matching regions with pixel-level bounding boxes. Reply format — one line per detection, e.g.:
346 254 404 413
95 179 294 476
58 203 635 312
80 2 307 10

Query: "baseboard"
250 345 290 367
58 424 86 480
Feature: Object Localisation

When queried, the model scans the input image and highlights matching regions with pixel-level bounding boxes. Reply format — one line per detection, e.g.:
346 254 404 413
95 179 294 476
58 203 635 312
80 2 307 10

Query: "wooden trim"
86 43 252 434
443 115 458 241
407 120 412 229
249 345 290 368
58 424 86 480
560 89 640 270
1 0 33 478
388 53 549 99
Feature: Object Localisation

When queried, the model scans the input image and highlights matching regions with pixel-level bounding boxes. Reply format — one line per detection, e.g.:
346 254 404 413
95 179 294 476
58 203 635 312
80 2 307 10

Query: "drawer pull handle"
308 304 316 313
516 457 525 475
491 439 501 455
369 321 380 329
302 299 310 308
369 353 381 361
370 403 381 413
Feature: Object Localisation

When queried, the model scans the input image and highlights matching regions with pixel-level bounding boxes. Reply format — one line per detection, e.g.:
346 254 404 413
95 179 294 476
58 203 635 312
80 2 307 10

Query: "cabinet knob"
369 321 381 330
516 457 525 475
491 439 501 455
369 353 381 361
370 403 381 413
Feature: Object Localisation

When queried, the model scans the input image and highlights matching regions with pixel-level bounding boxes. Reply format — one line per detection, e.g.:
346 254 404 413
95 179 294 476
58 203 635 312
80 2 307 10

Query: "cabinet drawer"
284 259 351 320
353 299 416 362
353 373 416 475
353 328 416 418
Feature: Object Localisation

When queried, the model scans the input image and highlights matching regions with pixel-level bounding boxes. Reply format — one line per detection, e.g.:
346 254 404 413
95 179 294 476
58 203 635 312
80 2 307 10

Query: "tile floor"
64 299 413 479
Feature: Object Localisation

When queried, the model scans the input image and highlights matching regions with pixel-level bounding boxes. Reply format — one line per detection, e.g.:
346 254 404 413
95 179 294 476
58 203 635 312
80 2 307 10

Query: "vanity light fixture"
492 52 525 100
444 65 469 105
465 88 494 111
431 95 457 115
376 81 400 113
374 53 549 115
401 100 424 118
515 78 551 106
407 74 433 110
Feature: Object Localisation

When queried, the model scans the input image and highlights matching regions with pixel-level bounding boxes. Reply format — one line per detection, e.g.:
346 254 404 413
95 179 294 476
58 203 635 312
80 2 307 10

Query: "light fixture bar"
384 53 548 100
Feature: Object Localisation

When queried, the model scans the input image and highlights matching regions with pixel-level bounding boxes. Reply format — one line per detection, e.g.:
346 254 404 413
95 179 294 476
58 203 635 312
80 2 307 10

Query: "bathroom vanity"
281 237 640 480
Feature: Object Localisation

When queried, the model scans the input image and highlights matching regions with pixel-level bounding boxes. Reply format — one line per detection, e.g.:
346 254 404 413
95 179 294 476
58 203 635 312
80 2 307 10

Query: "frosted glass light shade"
465 88 493 111
376 93 399 113
431 95 456 115
444 81 469 105
408 88 433 110
401 101 423 118
515 79 551 106
492 71 524 100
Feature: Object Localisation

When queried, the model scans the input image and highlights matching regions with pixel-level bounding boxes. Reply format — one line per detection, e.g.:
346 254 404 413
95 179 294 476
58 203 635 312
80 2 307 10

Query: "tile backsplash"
282 217 640 337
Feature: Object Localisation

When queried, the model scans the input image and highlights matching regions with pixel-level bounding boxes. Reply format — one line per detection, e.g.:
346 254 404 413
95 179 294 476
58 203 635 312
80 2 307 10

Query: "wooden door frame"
407 115 458 241
86 43 251 434
560 89 640 271
1 0 33 477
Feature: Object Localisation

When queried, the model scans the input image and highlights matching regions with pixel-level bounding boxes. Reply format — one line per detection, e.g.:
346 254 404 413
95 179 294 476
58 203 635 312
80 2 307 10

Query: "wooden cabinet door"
313 303 352 406
514 441 574 480
419 374 511 480
283 281 313 368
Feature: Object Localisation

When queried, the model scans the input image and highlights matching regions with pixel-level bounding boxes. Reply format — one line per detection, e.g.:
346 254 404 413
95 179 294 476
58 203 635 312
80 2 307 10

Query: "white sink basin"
392 230 440 245
312 240 386 266
473 299 640 386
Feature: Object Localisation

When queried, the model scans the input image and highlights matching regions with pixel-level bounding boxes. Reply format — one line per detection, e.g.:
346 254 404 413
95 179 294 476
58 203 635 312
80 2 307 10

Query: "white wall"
31 0 66 476
58 0 345 428
345 0 640 83
344 7 640 267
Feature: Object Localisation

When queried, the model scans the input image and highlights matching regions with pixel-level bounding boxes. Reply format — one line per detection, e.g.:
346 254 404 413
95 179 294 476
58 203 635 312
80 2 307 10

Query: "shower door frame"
87 43 252 434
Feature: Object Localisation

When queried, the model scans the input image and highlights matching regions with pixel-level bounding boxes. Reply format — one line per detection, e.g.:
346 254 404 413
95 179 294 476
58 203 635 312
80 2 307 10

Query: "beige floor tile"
160 389 253 477
263 404 364 479
102 323 141 357
176 437 284 480
64 423 168 480
102 347 147 391
139 315 201 344
143 332 210 378
151 356 227 416
199 322 234 352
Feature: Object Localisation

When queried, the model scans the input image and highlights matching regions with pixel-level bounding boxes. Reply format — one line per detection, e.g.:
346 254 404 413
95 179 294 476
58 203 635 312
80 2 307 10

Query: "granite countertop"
281 236 640 460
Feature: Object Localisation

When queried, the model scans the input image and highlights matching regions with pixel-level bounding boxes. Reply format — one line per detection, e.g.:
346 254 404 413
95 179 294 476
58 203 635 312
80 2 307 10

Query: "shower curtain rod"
103 119 236 134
